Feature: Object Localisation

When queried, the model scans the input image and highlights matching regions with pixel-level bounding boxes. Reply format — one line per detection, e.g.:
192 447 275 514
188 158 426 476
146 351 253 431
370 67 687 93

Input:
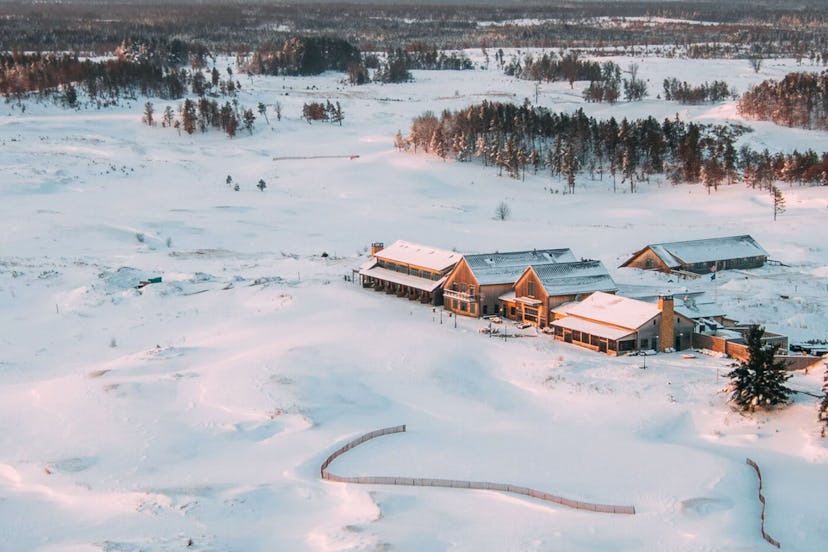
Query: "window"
527 281 535 297
469 286 475 297
460 302 467 312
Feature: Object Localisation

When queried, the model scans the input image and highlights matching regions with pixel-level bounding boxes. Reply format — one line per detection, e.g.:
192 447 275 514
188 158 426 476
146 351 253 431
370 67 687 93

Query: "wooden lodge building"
499 261 618 327
620 235 768 275
357 240 460 305
550 292 695 355
443 248 577 318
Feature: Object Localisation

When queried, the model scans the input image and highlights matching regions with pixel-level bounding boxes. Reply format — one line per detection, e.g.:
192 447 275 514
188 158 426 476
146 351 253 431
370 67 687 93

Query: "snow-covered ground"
1 54 827 551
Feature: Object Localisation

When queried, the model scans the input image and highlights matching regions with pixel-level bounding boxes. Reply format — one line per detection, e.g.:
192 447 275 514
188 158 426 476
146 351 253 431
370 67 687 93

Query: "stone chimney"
370 242 384 256
658 295 675 352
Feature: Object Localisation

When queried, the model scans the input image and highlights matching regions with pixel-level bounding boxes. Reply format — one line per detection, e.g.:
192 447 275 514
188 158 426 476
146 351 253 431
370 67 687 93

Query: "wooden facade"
443 257 482 317
502 262 618 328
443 248 576 319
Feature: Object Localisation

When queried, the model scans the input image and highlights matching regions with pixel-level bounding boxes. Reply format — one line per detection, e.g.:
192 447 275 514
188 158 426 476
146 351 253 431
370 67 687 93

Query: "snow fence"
320 424 635 515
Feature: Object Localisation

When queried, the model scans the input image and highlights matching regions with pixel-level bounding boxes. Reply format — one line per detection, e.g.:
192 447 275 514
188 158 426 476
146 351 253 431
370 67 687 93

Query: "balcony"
443 289 476 303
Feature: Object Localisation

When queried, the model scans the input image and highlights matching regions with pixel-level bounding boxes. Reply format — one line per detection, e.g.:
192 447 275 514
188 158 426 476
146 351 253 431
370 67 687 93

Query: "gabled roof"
531 260 618 296
556 291 660 330
464 248 576 285
552 315 636 341
628 292 725 320
623 235 768 268
374 240 460 271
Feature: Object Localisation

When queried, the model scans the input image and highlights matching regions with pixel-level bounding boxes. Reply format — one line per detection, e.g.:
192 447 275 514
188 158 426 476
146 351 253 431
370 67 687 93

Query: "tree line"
0 49 239 107
662 78 734 104
3 1 827 58
739 71 828 129
401 101 828 192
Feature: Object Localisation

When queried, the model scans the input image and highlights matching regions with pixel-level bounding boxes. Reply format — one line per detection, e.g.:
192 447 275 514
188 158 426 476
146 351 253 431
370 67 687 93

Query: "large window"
527 281 535 297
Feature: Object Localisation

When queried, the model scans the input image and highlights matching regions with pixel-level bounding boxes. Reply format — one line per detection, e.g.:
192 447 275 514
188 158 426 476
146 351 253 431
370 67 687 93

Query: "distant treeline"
739 71 828 129
504 52 604 84
1 1 827 58
402 101 828 191
0 43 237 106
662 78 734 104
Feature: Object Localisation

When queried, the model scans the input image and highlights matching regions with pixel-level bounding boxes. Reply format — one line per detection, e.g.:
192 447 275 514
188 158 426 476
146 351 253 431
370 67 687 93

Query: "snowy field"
1 53 827 551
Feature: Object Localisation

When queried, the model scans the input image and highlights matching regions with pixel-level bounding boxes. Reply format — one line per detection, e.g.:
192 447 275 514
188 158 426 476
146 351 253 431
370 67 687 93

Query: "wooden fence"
693 333 822 371
746 458 781 549
320 424 636 515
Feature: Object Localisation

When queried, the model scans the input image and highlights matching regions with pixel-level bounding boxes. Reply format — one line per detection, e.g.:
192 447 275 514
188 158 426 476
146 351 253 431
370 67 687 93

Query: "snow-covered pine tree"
819 367 828 437
728 325 793 412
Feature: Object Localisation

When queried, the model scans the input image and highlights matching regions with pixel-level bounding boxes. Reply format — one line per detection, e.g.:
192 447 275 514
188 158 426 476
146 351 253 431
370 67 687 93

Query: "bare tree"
495 200 511 221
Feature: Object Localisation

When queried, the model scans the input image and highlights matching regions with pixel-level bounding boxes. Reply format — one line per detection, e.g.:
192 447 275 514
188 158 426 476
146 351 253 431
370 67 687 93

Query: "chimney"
370 242 384 256
658 295 675 352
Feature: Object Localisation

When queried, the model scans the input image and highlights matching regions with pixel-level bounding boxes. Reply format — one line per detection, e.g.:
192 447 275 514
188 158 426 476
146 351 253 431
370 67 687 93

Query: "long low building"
550 292 695 355
620 235 768 275
357 240 461 305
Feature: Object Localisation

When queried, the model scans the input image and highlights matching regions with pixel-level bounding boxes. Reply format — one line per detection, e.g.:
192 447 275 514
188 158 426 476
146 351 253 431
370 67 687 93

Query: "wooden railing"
746 458 781 549
320 425 636 515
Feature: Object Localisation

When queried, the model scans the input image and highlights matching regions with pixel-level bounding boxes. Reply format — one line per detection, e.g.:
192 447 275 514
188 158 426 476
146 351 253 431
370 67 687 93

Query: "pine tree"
257 179 267 191
243 108 256 135
181 99 196 135
143 101 154 126
257 102 269 124
819 367 828 437
771 185 786 220
728 325 793 412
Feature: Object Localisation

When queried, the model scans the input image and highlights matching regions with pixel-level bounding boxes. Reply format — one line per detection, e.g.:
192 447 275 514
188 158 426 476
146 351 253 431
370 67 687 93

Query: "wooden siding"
623 248 673 272
375 256 451 279
514 268 548 303
513 268 550 326
443 258 481 317
685 255 767 274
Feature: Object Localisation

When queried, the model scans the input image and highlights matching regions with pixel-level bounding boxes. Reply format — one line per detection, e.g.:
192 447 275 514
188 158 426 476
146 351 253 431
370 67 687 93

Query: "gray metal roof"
464 248 576 285
649 235 767 267
532 260 618 296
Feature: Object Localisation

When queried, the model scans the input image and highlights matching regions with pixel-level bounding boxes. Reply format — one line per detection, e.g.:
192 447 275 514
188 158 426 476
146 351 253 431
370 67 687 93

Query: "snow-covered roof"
359 265 446 293
374 240 460 271
644 235 767 267
558 291 661 330
626 292 726 321
464 248 576 285
551 316 636 341
532 261 618 296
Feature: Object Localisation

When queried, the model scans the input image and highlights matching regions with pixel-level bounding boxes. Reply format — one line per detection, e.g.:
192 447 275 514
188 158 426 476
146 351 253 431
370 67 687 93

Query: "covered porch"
550 316 637 355
358 263 446 305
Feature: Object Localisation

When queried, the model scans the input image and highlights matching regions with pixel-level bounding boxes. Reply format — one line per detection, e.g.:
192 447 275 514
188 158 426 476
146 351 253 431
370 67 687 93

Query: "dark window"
527 281 535 297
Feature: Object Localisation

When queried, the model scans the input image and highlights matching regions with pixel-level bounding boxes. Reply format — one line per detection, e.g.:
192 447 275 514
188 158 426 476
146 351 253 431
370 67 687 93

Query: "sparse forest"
402 102 828 191
739 72 828 129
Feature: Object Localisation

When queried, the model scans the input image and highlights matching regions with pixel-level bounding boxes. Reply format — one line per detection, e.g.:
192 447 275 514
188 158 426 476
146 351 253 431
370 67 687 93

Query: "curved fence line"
320 424 635 515
746 458 781 549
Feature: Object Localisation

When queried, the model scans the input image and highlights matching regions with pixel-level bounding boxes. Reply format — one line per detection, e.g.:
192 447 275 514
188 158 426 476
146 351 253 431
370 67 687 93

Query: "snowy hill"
1 53 827 551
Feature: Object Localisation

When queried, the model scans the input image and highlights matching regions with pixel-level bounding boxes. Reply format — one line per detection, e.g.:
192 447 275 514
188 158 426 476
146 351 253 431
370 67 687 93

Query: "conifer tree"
819 368 828 437
728 325 793 412
772 185 786 220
